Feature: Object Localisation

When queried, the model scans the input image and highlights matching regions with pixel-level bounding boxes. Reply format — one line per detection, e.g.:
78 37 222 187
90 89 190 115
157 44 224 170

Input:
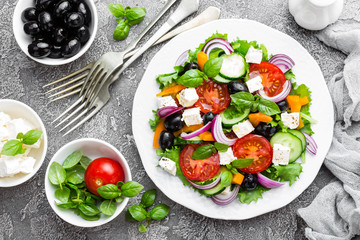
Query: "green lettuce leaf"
274 163 303 186
149 109 160 131
285 69 296 80
238 185 269 204
156 72 178 90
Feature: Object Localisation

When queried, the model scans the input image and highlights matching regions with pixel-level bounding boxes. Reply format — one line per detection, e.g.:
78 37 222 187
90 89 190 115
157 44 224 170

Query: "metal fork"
55 0 200 136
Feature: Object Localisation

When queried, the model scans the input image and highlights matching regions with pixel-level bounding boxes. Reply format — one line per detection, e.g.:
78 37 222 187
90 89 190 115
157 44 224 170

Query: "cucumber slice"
288 130 306 152
270 132 303 163
201 167 229 197
219 53 246 80
213 74 232 84
220 106 250 127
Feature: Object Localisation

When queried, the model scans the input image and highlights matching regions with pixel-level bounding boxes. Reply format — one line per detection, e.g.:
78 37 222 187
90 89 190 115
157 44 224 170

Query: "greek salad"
149 33 318 205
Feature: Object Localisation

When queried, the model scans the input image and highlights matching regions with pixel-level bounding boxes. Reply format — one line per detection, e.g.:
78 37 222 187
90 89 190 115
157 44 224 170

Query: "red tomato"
84 158 124 196
249 62 286 97
179 144 220 181
232 134 273 173
195 80 230 114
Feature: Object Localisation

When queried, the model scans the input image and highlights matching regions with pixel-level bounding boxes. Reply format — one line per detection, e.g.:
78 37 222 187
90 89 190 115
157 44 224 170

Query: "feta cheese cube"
0 156 36 177
0 112 11 126
159 157 176 176
158 96 177 108
232 120 255 138
245 46 263 64
219 148 237 165
246 76 263 93
182 108 203 126
219 186 232 196
281 112 300 129
7 118 33 139
272 144 291 166
178 88 199 107
19 156 36 174
0 126 10 142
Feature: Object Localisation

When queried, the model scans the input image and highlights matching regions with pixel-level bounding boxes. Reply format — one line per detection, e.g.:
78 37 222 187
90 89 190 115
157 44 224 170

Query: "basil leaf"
16 132 24 140
125 209 136 221
149 204 170 220
141 189 156 208
56 202 77 209
85 196 96 206
0 140 23 156
220 171 232 188
22 129 42 145
203 57 223 78
128 204 147 222
66 165 85 185
79 156 91 169
214 142 229 152
126 7 146 26
55 186 70 203
257 98 281 116
107 3 125 17
113 19 130 41
115 196 124 203
121 181 144 197
97 184 121 199
232 158 254 169
175 69 205 88
62 151 83 169
116 181 124 188
100 200 117 216
48 162 66 186
191 144 216 160
230 92 255 112
78 203 101 216
79 211 100 221
139 224 147 233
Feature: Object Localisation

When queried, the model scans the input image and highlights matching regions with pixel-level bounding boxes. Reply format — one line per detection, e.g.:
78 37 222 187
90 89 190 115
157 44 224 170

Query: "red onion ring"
157 106 183 118
211 115 237 146
175 50 189 66
303 132 318 155
268 54 295 73
202 38 234 57
257 80 292 103
211 185 240 205
257 173 284 188
187 173 222 190
180 122 212 140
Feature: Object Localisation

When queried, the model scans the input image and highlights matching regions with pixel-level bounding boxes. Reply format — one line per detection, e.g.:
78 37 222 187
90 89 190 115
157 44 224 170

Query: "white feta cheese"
157 96 177 108
0 156 36 177
0 112 11 127
7 118 33 139
219 186 232 196
182 108 203 126
281 112 300 129
246 76 263 93
178 88 199 107
232 120 255 139
159 157 176 176
219 148 237 165
245 46 263 64
272 144 291 166
19 156 36 174
0 126 10 142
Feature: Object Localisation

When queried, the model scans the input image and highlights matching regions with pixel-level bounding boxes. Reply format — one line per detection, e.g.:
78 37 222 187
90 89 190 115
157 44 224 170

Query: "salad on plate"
149 33 318 205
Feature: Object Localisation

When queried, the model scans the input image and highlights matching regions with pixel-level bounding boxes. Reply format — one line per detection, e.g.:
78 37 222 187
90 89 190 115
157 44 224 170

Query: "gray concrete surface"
1 0 359 239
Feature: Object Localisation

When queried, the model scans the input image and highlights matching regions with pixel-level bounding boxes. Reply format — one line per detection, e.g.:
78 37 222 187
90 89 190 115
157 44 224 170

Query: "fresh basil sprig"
226 158 254 174
191 144 217 160
1 129 42 156
175 69 208 88
203 57 223 78
214 142 229 152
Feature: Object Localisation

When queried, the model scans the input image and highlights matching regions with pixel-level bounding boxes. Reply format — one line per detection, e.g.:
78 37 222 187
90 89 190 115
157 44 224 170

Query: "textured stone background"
1 0 359 239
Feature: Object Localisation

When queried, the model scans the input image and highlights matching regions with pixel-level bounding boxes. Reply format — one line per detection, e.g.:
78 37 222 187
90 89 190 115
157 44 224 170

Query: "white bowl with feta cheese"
0 99 47 187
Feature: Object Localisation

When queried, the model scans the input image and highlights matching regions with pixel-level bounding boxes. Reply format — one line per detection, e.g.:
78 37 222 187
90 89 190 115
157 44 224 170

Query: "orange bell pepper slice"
232 173 245 185
248 112 273 127
199 131 214 141
197 51 208 71
153 119 165 148
156 85 187 97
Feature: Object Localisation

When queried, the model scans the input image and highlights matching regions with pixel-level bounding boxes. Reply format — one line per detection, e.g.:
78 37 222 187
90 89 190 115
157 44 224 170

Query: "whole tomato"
84 157 124 196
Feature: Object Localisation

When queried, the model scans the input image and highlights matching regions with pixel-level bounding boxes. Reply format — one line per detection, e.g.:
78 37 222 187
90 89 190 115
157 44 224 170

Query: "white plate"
132 19 334 220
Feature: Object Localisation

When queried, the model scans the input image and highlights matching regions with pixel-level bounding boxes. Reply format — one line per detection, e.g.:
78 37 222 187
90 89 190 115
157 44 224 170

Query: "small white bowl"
44 138 132 228
12 0 98 66
0 99 48 187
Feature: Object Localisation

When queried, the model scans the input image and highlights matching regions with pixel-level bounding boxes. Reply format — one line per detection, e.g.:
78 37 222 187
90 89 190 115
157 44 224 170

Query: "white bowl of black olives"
13 0 98 65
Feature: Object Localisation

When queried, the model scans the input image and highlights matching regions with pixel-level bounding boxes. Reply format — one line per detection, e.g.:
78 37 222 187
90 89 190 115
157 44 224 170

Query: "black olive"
24 21 41 36
38 11 54 32
21 7 38 22
254 122 277 139
35 0 53 10
277 99 289 112
49 45 63 58
53 0 73 19
77 1 92 25
28 40 52 58
159 131 175 150
203 112 215 125
69 0 82 4
61 37 81 57
65 12 84 28
241 173 258 191
164 113 184 132
227 81 249 94
52 27 68 45
32 33 47 42
75 25 90 44
179 62 199 76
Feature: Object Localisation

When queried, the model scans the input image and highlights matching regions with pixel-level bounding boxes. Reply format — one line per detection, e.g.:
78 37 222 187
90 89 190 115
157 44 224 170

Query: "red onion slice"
175 50 189 66
211 115 237 146
257 173 284 188
202 38 234 57
257 80 292 103
157 106 183 118
211 185 240 205
187 173 222 190
180 122 212 140
303 132 318 155
268 54 295 73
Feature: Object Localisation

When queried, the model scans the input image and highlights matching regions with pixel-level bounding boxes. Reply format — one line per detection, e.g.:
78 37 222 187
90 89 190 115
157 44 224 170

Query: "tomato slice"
249 62 286 97
232 134 273 173
195 80 230 114
179 144 220 181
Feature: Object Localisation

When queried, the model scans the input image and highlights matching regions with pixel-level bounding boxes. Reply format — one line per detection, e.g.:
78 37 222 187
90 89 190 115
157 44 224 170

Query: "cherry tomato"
84 157 124 196
249 62 286 97
195 80 230 114
179 144 220 181
232 134 273 173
